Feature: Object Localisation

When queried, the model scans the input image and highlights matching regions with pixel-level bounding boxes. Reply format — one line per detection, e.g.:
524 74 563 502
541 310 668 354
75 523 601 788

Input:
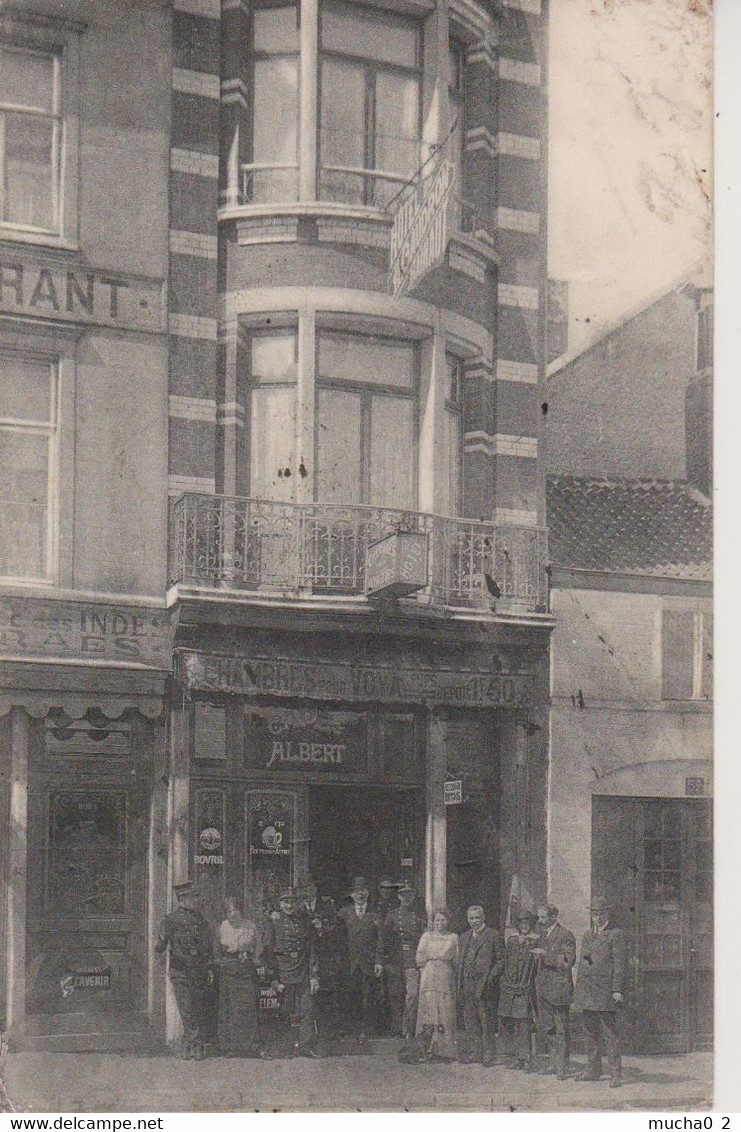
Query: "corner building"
168 0 551 985
1 0 552 1051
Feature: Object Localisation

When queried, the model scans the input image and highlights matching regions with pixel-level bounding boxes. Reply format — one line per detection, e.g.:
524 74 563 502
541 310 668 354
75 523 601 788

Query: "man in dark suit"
533 903 576 1079
300 877 348 1053
573 896 626 1088
457 904 505 1065
337 876 382 1043
378 882 426 1038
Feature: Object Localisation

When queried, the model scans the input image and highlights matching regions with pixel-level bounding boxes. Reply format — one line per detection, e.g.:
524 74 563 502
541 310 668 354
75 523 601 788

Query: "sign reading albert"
180 650 531 708
244 705 367 773
0 598 173 669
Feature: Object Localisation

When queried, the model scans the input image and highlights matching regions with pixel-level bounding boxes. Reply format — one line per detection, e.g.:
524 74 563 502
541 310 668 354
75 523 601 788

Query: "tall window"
0 44 61 232
247 331 297 500
0 354 58 580
661 608 713 701
315 331 417 509
247 6 299 203
443 354 463 516
319 3 421 208
448 38 466 230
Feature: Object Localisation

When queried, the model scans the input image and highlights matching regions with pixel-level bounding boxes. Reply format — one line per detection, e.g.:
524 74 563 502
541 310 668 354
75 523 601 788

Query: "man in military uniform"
155 881 214 1060
263 887 320 1057
574 896 626 1088
301 877 348 1053
377 882 425 1038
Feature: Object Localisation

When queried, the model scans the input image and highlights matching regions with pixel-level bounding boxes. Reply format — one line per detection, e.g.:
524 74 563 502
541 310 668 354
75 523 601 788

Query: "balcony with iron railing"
168 494 550 619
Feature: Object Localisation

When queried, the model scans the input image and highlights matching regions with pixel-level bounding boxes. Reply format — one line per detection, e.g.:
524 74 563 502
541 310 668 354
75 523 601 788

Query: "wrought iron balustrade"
169 494 549 614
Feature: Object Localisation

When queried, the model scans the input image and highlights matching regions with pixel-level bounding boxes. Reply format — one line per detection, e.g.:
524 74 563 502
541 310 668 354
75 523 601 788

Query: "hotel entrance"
308 785 424 904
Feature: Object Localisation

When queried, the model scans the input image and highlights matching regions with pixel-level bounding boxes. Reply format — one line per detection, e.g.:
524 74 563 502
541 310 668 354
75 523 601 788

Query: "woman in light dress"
415 909 459 1060
217 895 260 1057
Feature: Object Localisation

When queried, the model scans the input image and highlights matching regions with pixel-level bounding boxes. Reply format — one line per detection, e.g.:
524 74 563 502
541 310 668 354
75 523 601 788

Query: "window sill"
0 227 79 254
220 200 393 226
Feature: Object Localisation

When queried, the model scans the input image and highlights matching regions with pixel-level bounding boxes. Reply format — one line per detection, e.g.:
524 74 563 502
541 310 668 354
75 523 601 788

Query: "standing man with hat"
155 881 215 1060
338 876 382 1044
532 903 576 1079
574 896 626 1088
378 882 426 1038
263 887 320 1057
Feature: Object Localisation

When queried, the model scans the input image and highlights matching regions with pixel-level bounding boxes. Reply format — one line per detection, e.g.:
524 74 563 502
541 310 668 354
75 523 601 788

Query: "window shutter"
662 610 695 700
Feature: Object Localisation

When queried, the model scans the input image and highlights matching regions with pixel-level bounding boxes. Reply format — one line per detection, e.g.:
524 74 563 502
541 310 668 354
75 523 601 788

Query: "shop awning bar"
169 493 549 615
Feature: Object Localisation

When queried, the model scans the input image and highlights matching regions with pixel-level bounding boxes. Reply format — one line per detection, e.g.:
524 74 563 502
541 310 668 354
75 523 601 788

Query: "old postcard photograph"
0 0 719 1115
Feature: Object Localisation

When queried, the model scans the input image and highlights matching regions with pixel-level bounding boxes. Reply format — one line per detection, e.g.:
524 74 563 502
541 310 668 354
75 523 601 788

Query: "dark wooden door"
592 795 713 1053
25 716 151 1049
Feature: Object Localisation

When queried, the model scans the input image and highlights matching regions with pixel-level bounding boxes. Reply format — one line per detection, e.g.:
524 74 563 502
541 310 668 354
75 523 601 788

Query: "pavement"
2 1042 712 1113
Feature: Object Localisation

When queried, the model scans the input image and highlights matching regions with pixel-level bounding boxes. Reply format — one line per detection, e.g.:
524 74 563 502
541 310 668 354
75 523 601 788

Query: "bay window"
315 331 417 510
319 3 421 207
0 354 58 580
247 5 299 203
0 43 61 232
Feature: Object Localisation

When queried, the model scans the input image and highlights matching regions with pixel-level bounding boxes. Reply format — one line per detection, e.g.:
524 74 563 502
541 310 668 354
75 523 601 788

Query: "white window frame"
0 10 82 248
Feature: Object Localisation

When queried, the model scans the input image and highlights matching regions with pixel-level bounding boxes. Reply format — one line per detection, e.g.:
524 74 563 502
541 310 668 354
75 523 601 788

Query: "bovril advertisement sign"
194 826 223 866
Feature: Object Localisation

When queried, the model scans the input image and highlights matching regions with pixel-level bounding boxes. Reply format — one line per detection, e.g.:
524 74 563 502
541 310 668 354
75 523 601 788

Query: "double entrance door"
591 795 713 1053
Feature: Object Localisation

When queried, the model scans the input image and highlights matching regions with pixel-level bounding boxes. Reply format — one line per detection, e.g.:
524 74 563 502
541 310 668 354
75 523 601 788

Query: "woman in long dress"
217 896 260 1057
415 910 459 1060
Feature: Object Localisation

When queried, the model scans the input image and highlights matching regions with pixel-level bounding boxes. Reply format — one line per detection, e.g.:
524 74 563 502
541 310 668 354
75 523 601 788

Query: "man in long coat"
337 876 383 1043
301 877 348 1052
533 903 576 1078
457 904 505 1065
263 886 320 1056
155 881 214 1060
498 909 539 1070
573 895 626 1087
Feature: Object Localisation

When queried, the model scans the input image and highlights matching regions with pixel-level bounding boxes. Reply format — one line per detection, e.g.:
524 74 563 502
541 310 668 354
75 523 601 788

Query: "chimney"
685 290 713 498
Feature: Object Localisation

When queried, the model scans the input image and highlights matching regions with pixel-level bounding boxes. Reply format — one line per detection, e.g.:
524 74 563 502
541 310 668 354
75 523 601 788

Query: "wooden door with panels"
591 795 713 1053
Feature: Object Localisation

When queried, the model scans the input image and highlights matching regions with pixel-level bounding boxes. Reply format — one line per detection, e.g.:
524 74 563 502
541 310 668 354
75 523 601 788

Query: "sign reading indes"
0 257 165 333
180 651 531 708
0 597 173 668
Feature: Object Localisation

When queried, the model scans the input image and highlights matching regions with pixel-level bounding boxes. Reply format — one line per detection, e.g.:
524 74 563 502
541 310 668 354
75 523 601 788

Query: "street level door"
592 795 712 1053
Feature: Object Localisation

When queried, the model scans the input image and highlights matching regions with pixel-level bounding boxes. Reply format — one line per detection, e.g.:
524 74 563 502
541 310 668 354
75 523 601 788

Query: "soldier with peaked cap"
155 881 215 1060
262 886 320 1057
574 896 626 1088
377 881 426 1038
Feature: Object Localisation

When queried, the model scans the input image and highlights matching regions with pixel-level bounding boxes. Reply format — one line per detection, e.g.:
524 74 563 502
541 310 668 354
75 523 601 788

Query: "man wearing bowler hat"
574 895 626 1087
263 886 320 1057
155 881 214 1060
338 876 382 1043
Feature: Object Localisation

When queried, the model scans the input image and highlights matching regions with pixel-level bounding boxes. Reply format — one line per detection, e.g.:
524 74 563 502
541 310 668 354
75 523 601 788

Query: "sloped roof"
547 475 712 580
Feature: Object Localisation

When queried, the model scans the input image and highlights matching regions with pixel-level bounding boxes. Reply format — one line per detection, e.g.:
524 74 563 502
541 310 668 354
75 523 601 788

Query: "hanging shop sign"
0 596 173 668
0 256 165 333
365 531 428 598
389 160 455 299
444 780 463 805
244 706 367 773
179 650 532 709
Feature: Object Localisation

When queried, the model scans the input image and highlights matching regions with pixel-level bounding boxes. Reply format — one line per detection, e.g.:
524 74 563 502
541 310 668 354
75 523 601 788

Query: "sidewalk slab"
3 1044 712 1113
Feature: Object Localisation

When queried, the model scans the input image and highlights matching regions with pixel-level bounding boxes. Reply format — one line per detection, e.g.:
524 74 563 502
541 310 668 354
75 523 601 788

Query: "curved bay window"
246 5 299 203
315 331 417 510
318 3 421 207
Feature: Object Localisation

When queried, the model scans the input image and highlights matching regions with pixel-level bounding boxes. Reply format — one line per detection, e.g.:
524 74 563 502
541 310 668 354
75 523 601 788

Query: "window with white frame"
246 329 298 500
315 330 417 509
246 5 299 203
661 608 713 701
0 353 58 581
318 3 422 208
0 43 62 233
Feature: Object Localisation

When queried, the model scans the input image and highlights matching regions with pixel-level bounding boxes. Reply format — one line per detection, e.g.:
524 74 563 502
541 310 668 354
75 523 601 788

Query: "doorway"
591 795 712 1053
308 785 423 905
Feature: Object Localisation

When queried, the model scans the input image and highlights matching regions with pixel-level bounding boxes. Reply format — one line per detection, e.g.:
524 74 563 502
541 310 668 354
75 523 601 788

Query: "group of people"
156 878 626 1087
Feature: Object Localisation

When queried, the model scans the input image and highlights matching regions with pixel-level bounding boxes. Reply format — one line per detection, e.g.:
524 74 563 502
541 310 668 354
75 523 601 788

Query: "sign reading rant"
365 531 427 598
180 651 530 708
0 258 165 333
0 597 172 668
244 705 367 773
